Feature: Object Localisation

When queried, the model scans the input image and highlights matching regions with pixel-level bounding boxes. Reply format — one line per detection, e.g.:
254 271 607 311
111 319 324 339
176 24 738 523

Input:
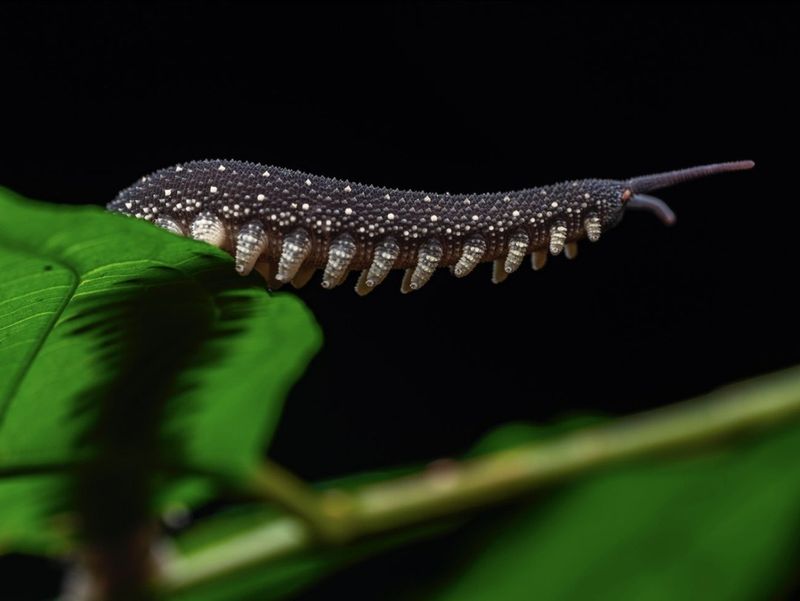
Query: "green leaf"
0 188 321 554
420 421 800 601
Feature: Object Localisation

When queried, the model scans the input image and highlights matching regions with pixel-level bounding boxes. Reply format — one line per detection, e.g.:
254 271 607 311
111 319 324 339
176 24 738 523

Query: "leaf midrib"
0 241 78 423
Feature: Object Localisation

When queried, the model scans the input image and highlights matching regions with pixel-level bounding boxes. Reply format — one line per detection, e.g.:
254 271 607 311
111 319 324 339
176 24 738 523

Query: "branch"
245 460 348 541
157 366 800 594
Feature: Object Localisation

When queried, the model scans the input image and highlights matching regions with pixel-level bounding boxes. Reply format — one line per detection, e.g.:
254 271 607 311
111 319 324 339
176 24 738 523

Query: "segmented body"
108 159 753 294
109 160 623 293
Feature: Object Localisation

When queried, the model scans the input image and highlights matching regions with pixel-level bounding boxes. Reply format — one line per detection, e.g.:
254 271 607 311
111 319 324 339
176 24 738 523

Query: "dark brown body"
109 160 623 269
107 159 753 293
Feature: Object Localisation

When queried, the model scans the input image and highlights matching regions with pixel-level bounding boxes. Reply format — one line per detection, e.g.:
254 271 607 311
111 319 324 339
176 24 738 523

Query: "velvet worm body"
108 160 754 294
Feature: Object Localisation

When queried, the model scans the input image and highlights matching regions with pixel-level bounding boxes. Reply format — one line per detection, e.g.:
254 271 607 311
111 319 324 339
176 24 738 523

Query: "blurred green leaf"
466 415 605 457
0 188 321 554
419 420 800 601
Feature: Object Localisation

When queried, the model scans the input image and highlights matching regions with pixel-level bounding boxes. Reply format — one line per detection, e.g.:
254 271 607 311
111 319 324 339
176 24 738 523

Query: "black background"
1 1 798 599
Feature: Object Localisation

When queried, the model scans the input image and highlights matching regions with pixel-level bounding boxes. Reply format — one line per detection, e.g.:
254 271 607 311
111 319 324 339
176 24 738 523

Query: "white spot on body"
305 179 312 186
218 164 226 171
344 185 352 192
345 207 353 215
164 189 172 196
210 186 218 193
257 194 266 201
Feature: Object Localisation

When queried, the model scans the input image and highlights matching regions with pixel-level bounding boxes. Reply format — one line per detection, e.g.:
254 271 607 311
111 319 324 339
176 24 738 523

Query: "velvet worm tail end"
108 159 755 294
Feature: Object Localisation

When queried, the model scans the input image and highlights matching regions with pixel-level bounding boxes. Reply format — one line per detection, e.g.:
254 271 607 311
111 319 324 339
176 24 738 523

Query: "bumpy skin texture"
108 160 626 271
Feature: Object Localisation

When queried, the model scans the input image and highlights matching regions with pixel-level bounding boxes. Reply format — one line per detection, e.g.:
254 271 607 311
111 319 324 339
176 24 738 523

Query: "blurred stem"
158 366 800 594
246 460 347 541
